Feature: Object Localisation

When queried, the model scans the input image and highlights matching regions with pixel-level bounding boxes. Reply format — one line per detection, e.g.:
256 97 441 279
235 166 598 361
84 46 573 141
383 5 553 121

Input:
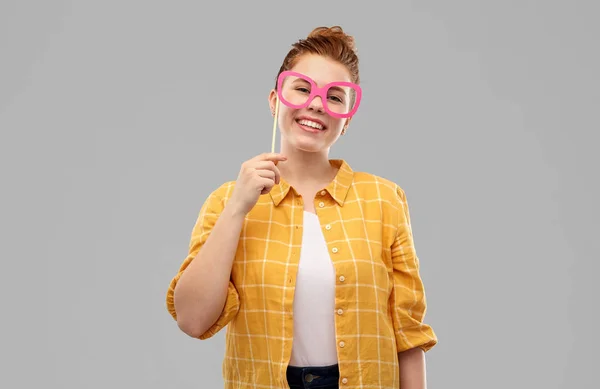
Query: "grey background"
1 0 598 388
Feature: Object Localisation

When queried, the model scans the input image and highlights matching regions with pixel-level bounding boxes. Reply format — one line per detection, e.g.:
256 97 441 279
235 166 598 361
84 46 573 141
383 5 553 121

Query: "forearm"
173 203 245 337
398 348 427 389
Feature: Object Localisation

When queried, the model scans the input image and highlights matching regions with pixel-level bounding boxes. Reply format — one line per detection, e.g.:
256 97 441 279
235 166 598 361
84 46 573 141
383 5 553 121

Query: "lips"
295 116 326 132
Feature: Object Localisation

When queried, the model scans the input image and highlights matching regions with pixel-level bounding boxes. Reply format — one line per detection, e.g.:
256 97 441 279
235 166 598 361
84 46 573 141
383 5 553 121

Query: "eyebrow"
328 85 348 95
290 77 350 96
291 78 310 85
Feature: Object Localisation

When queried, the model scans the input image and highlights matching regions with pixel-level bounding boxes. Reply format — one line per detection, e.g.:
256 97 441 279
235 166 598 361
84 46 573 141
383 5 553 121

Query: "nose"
307 95 325 113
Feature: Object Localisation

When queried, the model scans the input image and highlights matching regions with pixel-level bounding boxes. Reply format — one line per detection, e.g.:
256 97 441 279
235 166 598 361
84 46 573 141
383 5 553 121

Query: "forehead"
290 53 352 86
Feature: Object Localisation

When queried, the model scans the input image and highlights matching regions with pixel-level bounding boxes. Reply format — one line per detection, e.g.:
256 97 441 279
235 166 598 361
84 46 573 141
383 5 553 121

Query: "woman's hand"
228 152 287 216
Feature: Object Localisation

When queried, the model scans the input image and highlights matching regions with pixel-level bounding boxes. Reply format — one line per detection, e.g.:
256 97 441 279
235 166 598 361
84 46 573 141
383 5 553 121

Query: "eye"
296 87 310 93
328 95 344 103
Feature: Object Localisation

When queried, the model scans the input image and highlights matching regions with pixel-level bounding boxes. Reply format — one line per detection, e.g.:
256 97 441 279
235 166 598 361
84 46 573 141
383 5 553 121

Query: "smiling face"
269 54 354 154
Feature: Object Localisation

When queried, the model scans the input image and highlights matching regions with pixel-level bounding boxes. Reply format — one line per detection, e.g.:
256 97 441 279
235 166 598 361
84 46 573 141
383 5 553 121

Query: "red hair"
274 26 360 89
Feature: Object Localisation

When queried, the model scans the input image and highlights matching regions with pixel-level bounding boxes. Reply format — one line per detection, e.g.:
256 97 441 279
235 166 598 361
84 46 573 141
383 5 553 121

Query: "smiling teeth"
298 119 323 130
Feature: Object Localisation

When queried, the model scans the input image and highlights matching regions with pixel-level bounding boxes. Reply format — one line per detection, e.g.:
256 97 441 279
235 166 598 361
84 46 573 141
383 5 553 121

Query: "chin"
297 145 324 153
289 138 327 153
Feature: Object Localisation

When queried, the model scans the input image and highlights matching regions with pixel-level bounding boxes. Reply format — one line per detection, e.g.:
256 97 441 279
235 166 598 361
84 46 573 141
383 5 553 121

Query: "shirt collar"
268 159 354 207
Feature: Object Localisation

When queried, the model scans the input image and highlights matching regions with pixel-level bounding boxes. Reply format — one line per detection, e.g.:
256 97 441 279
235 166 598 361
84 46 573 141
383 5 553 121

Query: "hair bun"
307 26 356 53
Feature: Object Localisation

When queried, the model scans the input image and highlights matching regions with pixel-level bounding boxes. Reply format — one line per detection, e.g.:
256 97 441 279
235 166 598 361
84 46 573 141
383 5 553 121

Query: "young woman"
166 26 437 389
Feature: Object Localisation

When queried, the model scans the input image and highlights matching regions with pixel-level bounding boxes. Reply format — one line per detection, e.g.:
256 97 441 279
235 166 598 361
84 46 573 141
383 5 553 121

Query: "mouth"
295 117 326 133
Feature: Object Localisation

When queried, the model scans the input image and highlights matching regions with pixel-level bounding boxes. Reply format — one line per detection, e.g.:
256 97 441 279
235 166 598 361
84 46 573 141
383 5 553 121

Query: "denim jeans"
286 364 340 389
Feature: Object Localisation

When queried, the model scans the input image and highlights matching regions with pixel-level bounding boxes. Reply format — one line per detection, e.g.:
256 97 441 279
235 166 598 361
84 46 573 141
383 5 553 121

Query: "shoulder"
199 180 237 209
209 180 236 198
351 170 408 208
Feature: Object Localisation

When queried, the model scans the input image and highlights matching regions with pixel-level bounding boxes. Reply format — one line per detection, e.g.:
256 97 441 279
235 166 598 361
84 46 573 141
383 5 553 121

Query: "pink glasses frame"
276 70 362 118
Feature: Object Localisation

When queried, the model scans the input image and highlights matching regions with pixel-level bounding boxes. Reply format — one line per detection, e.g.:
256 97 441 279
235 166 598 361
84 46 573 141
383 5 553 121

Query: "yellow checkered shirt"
166 159 437 388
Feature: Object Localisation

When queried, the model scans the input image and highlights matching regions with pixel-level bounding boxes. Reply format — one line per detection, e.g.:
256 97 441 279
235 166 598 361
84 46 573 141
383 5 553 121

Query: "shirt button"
320 190 326 196
339 341 345 348
325 224 331 230
337 309 343 315
342 378 348 384
332 247 338 253
339 275 345 282
319 201 325 207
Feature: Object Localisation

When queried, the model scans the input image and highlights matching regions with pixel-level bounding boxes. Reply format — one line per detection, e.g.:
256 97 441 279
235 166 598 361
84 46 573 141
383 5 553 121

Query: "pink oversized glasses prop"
270 71 362 152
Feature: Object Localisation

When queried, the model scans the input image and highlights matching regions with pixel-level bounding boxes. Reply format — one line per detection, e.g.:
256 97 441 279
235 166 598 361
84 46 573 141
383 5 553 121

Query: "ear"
340 117 352 135
344 117 352 129
268 89 277 115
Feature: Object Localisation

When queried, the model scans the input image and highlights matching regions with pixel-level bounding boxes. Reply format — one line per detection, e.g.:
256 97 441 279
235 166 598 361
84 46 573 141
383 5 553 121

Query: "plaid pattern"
166 159 437 389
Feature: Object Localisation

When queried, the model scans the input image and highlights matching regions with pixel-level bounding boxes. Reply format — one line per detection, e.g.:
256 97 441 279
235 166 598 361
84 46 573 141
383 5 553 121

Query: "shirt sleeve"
165 183 240 340
390 185 438 353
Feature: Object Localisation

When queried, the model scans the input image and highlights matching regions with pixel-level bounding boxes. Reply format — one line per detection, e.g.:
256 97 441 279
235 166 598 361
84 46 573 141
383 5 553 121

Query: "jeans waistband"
286 364 339 389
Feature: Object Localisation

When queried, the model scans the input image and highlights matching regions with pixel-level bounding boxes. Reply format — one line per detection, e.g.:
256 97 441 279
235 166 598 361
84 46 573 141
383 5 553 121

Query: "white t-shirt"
289 211 338 367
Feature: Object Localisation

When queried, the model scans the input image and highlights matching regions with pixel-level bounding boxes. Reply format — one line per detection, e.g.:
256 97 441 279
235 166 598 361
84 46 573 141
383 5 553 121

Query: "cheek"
277 108 297 128
328 118 345 131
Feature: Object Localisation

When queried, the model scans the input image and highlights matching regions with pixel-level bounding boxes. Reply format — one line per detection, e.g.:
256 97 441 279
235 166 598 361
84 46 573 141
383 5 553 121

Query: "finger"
253 161 281 183
255 169 276 180
253 161 276 170
254 152 287 163
258 177 276 194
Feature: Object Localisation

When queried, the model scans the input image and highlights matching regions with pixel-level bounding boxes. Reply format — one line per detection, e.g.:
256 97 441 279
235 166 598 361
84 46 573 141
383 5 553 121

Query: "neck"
277 145 336 186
